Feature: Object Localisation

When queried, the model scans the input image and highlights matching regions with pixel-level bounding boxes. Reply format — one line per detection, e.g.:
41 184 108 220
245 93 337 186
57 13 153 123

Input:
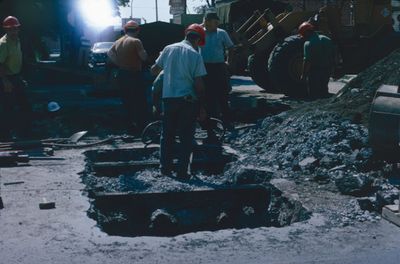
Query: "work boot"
203 134 220 145
160 168 172 177
176 172 191 181
223 121 235 132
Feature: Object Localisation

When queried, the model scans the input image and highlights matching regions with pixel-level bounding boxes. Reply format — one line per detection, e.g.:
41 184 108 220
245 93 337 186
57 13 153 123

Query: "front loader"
226 0 399 97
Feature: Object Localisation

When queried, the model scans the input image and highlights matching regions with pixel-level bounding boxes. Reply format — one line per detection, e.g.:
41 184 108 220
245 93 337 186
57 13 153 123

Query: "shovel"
0 131 88 150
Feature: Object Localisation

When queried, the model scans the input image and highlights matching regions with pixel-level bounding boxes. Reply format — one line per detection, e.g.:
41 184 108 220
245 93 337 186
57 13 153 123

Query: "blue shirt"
155 40 207 99
200 28 234 63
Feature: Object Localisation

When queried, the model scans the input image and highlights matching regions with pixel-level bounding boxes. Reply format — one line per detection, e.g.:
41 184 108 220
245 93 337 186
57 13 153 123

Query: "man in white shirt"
151 24 207 180
200 12 235 142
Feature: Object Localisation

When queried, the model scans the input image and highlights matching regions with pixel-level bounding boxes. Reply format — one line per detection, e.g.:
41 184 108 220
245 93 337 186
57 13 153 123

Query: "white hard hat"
47 101 61 112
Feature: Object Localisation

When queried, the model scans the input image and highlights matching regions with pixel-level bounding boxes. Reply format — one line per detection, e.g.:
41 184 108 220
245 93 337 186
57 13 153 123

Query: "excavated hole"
82 147 311 237
84 145 234 177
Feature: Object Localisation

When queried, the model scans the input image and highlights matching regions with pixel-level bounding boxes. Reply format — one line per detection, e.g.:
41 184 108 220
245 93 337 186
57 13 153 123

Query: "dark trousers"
203 63 232 123
0 74 32 139
117 69 148 130
202 63 232 136
307 68 331 98
160 98 196 175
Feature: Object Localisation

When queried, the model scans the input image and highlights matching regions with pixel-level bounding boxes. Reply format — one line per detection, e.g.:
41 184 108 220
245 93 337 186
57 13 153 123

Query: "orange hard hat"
124 20 140 32
3 16 21 29
298 22 315 37
185 24 206 46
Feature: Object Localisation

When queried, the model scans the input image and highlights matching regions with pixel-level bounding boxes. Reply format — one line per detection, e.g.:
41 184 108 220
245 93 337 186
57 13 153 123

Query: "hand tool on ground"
0 131 88 150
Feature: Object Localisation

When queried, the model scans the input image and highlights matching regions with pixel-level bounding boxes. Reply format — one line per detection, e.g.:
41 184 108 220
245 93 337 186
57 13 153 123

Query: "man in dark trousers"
0 16 32 140
151 24 207 180
107 20 148 133
299 22 335 98
200 12 235 142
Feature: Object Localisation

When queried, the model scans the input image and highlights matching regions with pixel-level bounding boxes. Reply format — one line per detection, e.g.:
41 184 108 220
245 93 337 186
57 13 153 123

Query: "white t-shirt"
200 28 234 63
156 40 207 99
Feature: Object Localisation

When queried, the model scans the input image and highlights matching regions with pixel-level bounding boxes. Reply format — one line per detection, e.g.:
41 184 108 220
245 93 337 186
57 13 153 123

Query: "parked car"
88 42 114 68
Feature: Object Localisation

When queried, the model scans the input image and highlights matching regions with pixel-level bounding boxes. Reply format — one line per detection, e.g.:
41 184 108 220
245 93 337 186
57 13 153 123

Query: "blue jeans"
160 98 196 175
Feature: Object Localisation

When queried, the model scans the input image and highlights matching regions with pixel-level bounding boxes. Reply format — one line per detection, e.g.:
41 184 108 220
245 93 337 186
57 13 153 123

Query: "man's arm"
301 60 311 81
0 63 8 78
136 40 148 62
151 50 165 76
194 76 205 101
151 64 162 76
0 45 13 92
0 44 9 77
107 44 118 65
222 30 235 63
301 43 311 81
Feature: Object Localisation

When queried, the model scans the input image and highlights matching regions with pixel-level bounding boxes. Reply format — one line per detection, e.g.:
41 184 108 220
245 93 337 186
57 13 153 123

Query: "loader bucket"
369 85 400 160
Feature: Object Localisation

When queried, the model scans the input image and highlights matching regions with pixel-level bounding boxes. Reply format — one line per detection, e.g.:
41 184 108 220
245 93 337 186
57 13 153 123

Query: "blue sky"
120 0 204 22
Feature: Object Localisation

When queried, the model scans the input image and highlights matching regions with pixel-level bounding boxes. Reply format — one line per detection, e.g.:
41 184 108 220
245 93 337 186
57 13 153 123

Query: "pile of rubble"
227 49 400 225
327 49 400 125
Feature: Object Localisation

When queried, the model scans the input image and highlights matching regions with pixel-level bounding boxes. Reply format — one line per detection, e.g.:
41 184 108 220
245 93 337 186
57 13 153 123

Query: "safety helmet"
47 101 61 112
298 22 315 38
2 16 21 29
185 24 206 46
124 20 140 32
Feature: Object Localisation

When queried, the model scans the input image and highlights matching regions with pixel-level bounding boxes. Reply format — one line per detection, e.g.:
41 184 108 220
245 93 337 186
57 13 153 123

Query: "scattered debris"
382 204 400 227
299 157 318 167
3 181 25 186
149 209 178 233
335 174 373 196
39 198 56 210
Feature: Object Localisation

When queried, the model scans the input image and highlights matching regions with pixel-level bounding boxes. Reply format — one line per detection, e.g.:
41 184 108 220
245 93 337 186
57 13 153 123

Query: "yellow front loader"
225 0 397 97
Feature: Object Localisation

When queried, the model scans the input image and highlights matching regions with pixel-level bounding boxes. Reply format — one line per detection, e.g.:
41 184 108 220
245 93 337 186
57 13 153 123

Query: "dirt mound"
327 49 400 124
228 49 400 224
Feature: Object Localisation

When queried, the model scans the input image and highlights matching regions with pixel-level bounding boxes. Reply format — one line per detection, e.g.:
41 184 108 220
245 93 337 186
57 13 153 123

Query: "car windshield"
93 42 114 50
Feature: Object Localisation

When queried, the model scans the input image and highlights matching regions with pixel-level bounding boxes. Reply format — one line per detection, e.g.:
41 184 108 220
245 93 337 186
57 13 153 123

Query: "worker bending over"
299 22 335 98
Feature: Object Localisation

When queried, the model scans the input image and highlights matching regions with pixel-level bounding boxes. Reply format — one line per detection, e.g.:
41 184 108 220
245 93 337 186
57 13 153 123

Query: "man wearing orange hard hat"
299 21 334 98
107 20 148 134
0 16 32 140
151 24 207 180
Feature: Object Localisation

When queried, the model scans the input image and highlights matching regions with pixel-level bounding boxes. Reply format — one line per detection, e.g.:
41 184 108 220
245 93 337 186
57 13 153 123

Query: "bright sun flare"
78 0 120 29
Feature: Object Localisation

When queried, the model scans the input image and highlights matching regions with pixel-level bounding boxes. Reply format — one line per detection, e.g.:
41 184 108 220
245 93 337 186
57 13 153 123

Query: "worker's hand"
152 106 162 117
198 106 207 122
2 78 13 93
300 74 307 82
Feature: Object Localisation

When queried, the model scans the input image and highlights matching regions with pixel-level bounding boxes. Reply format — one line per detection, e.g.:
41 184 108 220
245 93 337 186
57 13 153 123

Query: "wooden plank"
382 205 400 227
91 157 229 176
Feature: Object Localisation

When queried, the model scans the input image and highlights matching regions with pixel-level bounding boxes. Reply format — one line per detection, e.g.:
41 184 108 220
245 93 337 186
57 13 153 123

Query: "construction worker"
0 16 32 140
200 12 235 142
299 22 335 99
151 24 207 180
107 20 148 134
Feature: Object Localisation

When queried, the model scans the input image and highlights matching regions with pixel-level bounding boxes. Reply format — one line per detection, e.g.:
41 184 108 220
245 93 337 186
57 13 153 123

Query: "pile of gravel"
227 107 399 223
327 49 400 124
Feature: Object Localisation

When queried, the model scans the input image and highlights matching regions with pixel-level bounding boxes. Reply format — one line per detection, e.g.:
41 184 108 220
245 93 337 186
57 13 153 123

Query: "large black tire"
268 35 307 97
248 54 270 91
